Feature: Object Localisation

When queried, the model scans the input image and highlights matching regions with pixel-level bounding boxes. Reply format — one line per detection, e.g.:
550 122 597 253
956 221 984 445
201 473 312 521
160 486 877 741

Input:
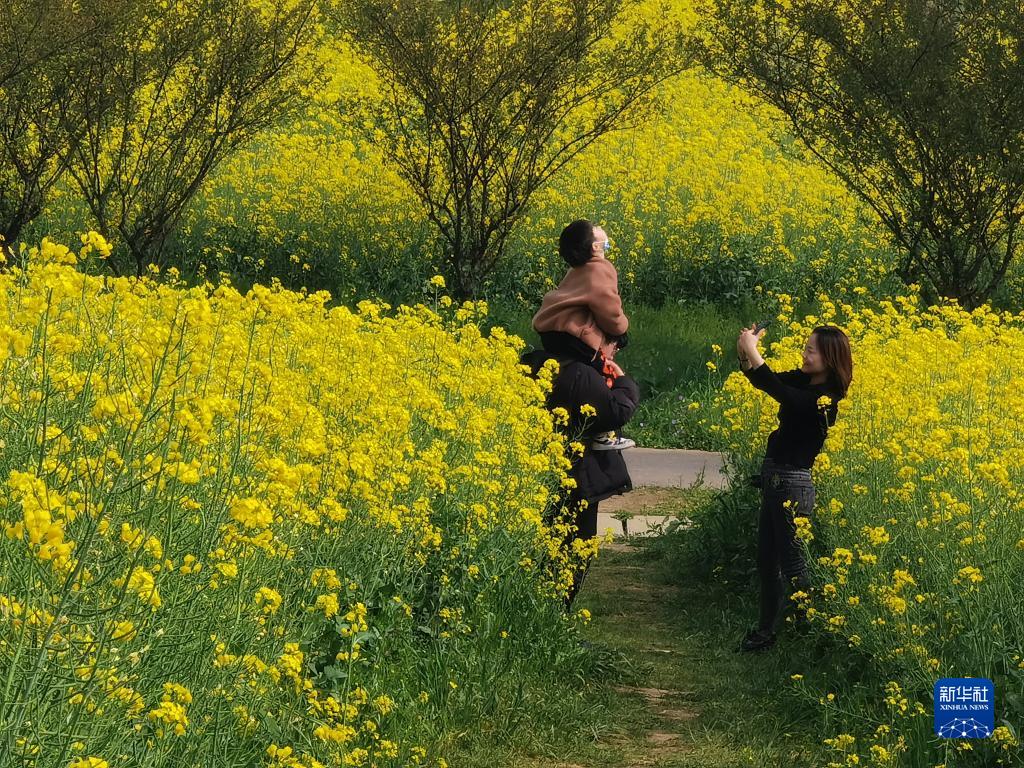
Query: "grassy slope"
454 534 831 768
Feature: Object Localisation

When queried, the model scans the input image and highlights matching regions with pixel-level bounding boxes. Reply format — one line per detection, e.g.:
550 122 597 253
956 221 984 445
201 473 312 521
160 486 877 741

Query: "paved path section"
594 449 731 538
596 512 681 538
622 448 728 490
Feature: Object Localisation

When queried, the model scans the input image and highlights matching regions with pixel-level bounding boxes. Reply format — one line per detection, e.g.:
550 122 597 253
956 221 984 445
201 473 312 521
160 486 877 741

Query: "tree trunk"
0 239 14 270
452 266 478 300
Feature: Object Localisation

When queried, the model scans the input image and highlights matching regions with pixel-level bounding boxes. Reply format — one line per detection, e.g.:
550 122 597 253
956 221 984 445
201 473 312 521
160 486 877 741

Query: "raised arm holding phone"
736 320 770 370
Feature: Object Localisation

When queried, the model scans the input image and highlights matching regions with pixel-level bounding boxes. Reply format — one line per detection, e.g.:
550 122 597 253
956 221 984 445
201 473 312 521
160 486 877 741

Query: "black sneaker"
739 629 777 652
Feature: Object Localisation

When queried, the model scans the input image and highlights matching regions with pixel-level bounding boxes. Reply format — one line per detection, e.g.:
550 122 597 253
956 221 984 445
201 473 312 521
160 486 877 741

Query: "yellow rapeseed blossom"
255 587 283 614
955 566 983 585
147 682 192 737
230 498 274 530
125 567 161 609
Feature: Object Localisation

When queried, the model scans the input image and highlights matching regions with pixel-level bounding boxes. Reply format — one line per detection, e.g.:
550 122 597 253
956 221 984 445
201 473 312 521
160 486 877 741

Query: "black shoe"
739 629 776 652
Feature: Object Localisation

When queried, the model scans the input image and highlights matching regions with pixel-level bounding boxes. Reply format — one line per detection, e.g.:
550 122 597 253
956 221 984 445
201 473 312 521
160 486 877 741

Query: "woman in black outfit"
735 323 853 652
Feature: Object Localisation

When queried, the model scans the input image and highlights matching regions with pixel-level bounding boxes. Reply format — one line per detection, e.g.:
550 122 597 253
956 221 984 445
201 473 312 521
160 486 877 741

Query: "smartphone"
753 320 770 335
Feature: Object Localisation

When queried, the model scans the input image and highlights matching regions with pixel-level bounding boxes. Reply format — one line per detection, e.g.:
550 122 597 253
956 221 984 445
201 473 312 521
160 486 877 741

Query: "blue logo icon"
934 678 994 738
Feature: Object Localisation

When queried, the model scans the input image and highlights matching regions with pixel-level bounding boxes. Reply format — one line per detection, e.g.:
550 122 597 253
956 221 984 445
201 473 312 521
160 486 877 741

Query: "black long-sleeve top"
743 361 839 469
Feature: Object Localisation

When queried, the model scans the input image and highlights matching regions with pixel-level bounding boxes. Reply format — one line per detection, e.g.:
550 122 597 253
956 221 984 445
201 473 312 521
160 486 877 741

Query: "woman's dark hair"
559 219 595 267
813 325 853 399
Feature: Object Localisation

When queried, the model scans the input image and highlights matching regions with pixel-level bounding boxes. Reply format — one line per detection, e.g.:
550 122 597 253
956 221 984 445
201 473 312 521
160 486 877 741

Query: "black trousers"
757 458 815 633
565 495 599 607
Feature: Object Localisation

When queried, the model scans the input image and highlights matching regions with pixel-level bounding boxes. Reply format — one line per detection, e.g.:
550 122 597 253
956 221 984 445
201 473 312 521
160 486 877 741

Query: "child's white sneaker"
592 433 636 451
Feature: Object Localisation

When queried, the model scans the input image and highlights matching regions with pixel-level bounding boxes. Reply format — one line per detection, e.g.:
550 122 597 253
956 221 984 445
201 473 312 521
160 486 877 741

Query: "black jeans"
757 457 815 634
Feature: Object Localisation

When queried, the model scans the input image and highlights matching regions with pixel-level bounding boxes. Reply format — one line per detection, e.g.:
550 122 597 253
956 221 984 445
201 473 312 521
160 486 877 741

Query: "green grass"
487 301 754 449
607 487 717 519
451 526 834 767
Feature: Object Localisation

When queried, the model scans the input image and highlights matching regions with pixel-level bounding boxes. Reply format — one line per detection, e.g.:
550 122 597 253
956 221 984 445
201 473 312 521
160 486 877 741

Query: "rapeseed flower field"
179 56 890 303
0 237 590 767
34 8 893 306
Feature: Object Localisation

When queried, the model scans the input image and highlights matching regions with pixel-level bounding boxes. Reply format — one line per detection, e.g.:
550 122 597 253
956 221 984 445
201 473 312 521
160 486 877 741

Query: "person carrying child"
532 219 635 451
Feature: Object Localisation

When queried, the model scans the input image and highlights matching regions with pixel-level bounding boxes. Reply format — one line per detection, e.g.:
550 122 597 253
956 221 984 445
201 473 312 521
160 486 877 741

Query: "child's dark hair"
559 220 595 267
